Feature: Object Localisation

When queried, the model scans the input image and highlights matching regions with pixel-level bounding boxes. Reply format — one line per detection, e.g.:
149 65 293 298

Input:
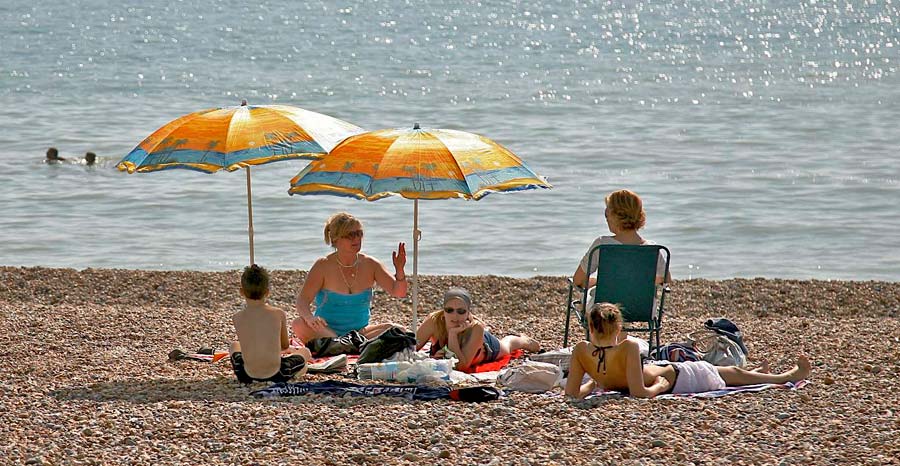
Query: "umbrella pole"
411 199 420 330
246 166 255 265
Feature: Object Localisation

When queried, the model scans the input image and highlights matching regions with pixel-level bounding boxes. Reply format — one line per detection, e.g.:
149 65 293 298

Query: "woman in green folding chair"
573 189 670 289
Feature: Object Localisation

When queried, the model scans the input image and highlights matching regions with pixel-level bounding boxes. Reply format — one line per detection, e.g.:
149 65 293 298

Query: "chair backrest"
588 244 670 323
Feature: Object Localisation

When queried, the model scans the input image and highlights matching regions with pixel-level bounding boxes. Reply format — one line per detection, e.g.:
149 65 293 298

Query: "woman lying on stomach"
565 303 811 399
416 288 540 372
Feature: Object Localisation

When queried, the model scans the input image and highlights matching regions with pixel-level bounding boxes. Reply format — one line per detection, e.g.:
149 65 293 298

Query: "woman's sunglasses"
343 230 364 239
444 307 468 315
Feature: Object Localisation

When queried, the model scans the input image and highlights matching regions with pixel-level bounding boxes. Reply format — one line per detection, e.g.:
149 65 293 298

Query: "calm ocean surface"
1 0 898 280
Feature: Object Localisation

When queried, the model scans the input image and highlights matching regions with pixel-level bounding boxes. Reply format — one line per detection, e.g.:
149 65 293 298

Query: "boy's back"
232 303 289 380
230 264 307 384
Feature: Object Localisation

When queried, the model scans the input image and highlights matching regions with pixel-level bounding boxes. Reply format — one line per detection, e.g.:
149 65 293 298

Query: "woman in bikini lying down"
416 288 540 372
565 302 811 399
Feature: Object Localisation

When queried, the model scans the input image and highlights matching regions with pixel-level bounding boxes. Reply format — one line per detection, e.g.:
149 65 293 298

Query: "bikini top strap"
592 345 614 374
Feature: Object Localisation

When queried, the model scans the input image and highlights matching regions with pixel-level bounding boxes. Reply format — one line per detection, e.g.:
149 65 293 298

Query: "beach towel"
250 380 501 402
656 380 808 399
464 349 524 373
528 347 573 374
570 380 809 404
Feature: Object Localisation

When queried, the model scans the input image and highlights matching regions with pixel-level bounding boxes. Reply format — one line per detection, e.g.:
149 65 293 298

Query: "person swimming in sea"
45 147 67 163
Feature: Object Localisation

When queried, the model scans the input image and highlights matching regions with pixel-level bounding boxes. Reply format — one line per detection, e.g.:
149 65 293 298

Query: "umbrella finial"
413 123 421 130
241 99 248 106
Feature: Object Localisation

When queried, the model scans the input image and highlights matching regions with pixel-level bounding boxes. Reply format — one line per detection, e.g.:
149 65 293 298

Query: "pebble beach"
1 266 899 465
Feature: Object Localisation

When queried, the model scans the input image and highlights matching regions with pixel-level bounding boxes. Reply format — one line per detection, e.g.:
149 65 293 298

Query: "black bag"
449 386 502 402
308 330 368 358
356 327 417 364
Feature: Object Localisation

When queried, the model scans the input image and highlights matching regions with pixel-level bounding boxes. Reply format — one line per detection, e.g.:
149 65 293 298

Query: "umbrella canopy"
118 102 361 174
288 124 551 327
118 101 363 264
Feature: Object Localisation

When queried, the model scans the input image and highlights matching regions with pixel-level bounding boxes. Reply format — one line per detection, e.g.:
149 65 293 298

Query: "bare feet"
523 336 541 353
790 354 812 382
750 360 771 373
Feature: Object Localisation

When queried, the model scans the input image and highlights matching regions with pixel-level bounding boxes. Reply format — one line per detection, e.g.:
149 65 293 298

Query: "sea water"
1 0 898 280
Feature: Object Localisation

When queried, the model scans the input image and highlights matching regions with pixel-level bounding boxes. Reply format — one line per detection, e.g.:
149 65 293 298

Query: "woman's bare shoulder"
572 340 592 355
618 338 644 359
312 255 333 267
359 253 381 265
304 257 333 280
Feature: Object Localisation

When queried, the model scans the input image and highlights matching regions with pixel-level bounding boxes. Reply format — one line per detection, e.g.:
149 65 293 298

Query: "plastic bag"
704 318 749 356
688 329 747 367
497 361 562 393
357 358 456 383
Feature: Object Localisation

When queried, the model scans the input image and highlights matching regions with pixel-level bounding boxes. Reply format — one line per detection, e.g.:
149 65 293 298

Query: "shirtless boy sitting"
231 264 311 384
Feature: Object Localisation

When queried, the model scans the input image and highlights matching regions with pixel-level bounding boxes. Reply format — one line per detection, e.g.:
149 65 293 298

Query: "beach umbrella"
288 123 551 328
117 101 363 264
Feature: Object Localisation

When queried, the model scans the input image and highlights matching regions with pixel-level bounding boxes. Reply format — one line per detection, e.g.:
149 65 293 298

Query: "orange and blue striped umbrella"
117 101 363 264
288 124 551 326
118 102 362 174
288 124 549 200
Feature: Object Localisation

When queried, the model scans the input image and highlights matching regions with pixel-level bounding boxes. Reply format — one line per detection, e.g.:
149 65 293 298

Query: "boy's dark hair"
241 264 270 300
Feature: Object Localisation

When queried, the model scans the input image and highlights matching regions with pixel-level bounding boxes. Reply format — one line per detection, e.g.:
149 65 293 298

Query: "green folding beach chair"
563 244 671 352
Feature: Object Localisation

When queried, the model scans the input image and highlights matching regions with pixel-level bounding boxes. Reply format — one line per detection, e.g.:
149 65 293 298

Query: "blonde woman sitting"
292 212 407 343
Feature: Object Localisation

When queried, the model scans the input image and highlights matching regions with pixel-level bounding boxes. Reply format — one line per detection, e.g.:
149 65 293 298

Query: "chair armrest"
566 277 585 294
566 277 585 311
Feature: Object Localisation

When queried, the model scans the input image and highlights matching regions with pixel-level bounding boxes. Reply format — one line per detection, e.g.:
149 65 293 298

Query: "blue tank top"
314 288 373 336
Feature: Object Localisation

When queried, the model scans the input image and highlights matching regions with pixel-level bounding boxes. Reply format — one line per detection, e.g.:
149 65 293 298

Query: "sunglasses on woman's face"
444 307 468 315
343 230 364 239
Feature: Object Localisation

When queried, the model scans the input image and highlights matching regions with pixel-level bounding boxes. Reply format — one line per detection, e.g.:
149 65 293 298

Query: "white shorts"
671 361 727 394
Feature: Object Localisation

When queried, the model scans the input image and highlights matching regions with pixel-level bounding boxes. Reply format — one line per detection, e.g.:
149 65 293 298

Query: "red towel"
465 349 524 373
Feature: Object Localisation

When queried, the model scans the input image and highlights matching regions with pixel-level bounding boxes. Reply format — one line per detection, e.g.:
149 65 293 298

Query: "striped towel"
572 380 809 403
655 380 809 399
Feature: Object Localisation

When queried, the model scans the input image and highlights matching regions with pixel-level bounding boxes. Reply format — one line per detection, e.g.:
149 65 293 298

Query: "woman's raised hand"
392 242 407 276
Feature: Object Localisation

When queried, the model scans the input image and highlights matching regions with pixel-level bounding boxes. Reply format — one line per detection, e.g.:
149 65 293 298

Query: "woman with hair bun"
291 212 407 343
565 303 810 399
573 189 670 289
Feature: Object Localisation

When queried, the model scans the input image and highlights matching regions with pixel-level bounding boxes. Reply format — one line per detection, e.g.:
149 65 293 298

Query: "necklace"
336 253 360 268
336 255 359 293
